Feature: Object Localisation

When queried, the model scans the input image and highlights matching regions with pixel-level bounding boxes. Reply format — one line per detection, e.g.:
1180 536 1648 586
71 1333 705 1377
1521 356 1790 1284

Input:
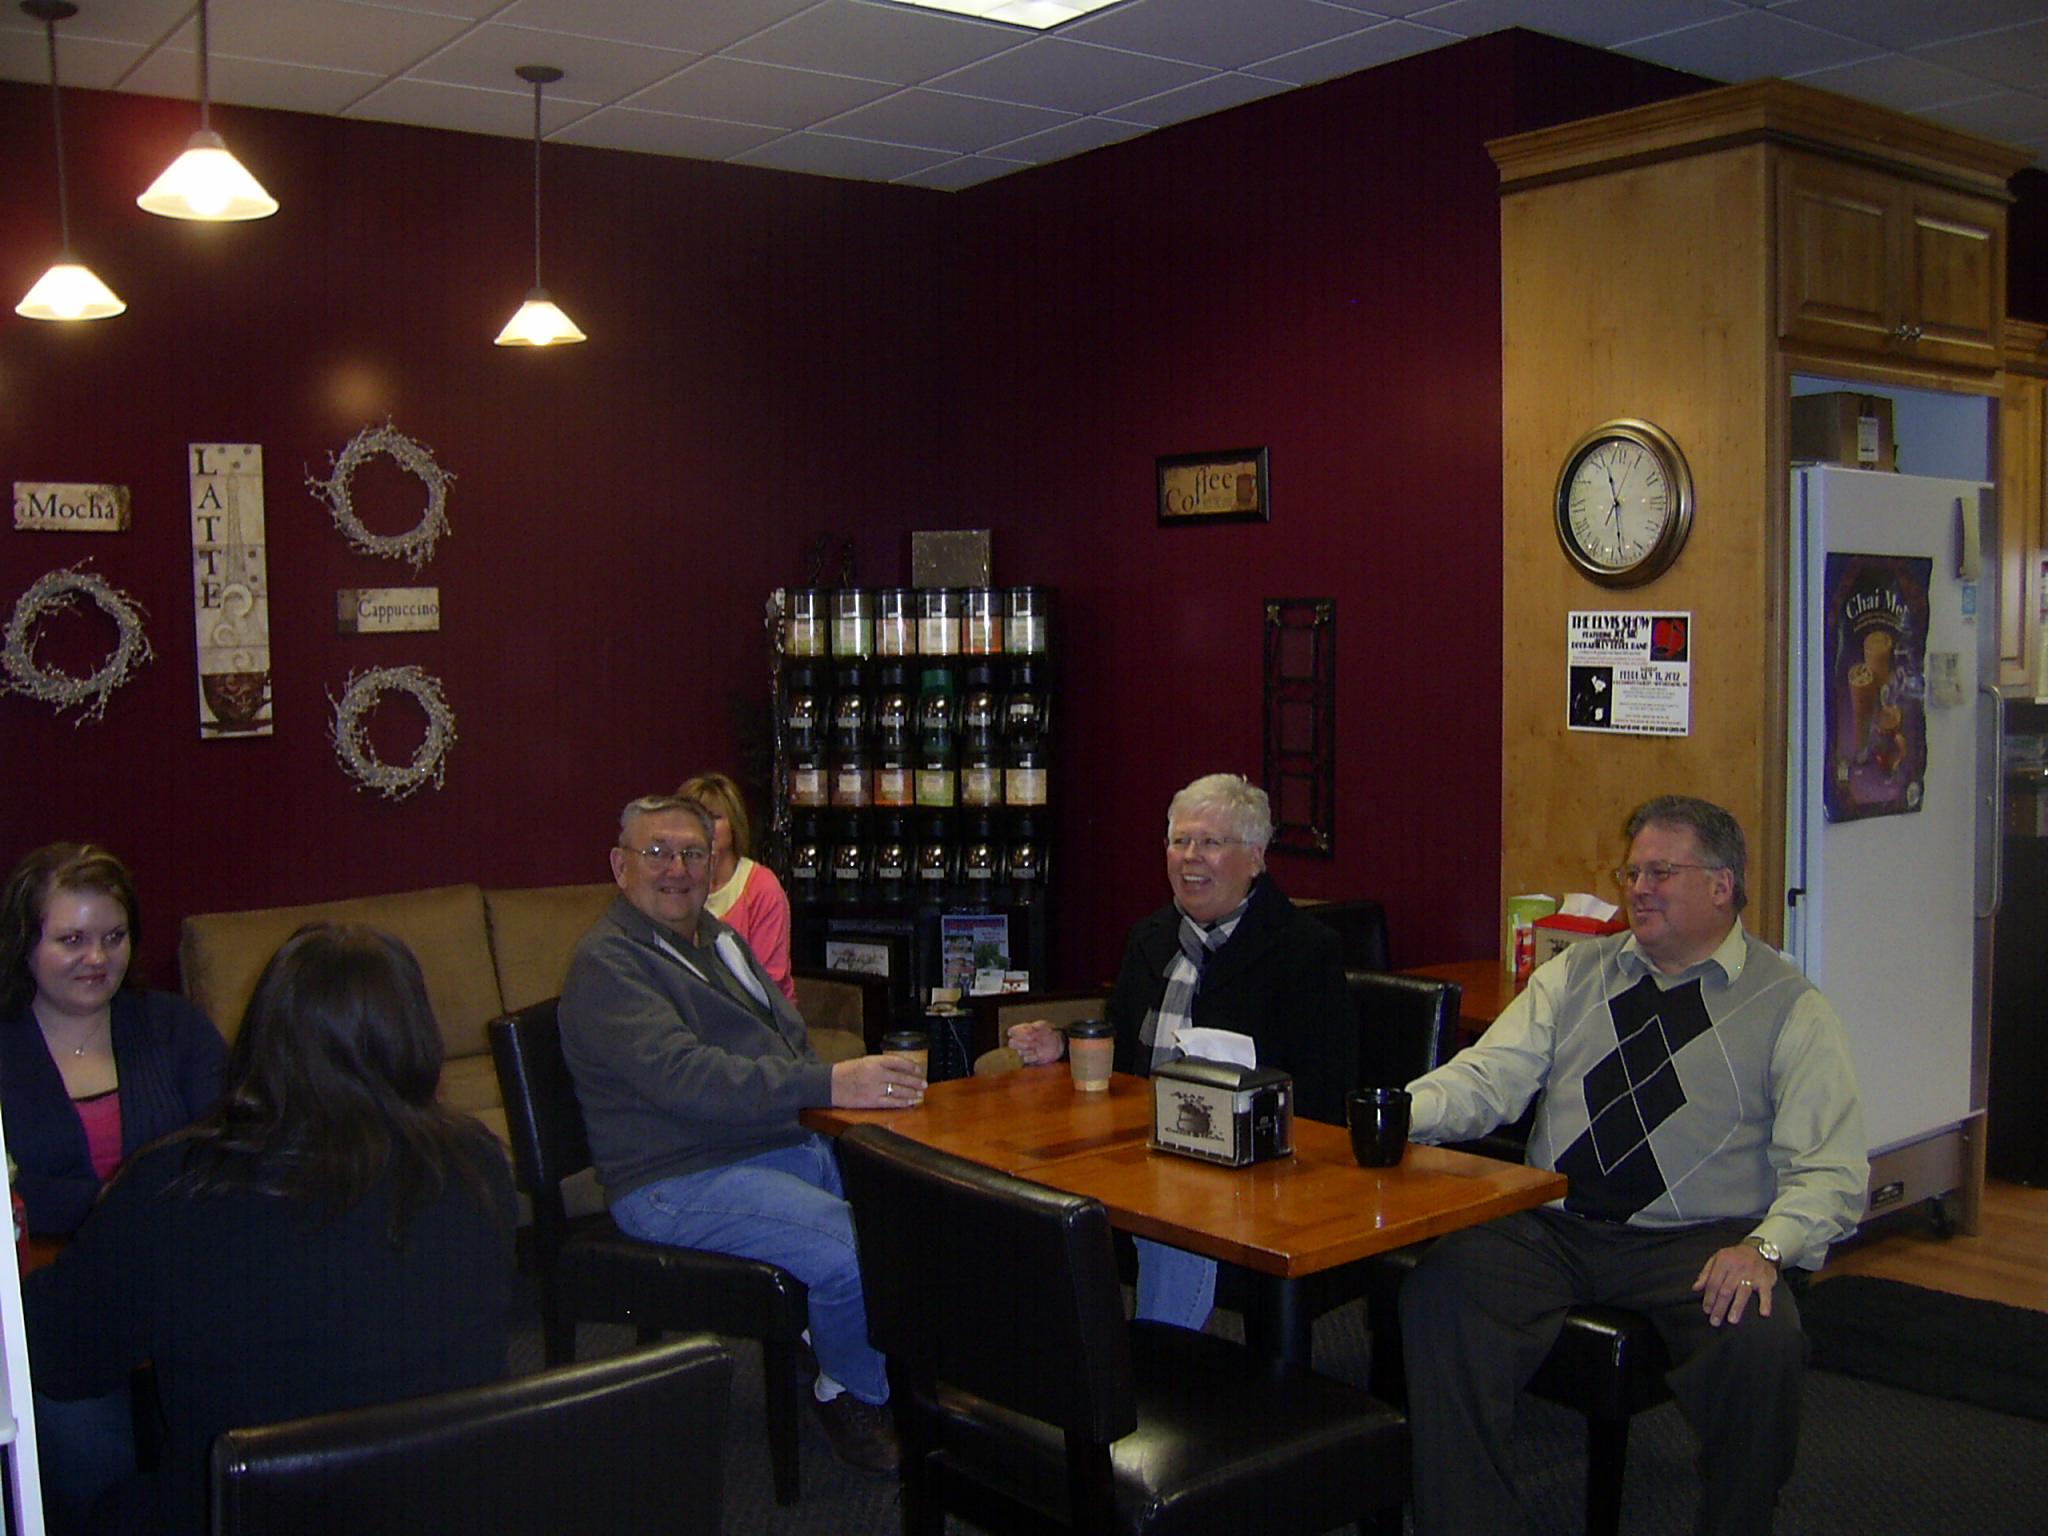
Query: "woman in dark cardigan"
0 844 226 1533
25 923 515 1536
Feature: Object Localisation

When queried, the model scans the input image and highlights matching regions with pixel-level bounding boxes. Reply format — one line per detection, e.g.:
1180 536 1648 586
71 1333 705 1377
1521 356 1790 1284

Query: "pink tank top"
73 1090 123 1184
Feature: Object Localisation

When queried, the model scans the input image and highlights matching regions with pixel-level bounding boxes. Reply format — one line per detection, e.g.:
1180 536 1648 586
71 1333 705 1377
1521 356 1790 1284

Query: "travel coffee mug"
1066 1020 1114 1092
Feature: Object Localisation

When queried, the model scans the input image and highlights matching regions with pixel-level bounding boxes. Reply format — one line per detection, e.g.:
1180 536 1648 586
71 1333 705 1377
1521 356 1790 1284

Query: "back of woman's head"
235 922 444 1121
189 922 497 1239
1 842 141 1014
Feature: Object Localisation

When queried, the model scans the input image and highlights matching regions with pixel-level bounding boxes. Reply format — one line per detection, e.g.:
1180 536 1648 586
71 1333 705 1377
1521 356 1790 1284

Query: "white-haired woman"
1008 773 1352 1329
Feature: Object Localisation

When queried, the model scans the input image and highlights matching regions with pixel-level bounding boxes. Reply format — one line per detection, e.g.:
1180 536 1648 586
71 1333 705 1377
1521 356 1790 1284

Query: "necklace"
34 1008 108 1057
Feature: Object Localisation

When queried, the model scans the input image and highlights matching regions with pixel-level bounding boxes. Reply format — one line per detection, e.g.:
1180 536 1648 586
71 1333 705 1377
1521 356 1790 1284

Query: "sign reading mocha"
13 482 131 532
336 588 442 635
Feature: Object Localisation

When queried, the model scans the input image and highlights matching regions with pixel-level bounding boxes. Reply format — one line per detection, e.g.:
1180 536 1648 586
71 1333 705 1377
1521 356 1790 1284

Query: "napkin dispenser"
1149 1058 1293 1167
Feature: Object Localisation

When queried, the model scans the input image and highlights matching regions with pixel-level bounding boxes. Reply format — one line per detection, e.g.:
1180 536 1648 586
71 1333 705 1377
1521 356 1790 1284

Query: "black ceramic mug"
1346 1087 1412 1167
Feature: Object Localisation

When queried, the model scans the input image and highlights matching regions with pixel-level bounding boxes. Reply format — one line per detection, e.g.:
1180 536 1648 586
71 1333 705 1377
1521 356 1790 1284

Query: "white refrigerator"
1785 465 1999 1220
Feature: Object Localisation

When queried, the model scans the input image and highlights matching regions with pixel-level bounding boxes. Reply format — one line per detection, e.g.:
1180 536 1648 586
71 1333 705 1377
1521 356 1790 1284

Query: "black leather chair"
1363 1020 1673 1536
836 1124 1410 1536
212 1336 732 1536
490 999 810 1505
1298 898 1392 971
1350 969 1461 1090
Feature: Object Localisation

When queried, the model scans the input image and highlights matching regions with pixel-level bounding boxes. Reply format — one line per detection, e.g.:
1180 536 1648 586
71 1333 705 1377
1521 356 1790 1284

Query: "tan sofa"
178 881 871 1153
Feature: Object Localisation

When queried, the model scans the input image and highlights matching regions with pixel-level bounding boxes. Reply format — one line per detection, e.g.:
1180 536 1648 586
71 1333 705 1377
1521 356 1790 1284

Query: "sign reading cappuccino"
336 587 441 635
13 482 131 532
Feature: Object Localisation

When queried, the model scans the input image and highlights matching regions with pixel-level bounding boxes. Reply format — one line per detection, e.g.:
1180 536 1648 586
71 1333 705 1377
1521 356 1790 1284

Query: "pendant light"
494 65 586 347
16 1 124 321
136 0 277 221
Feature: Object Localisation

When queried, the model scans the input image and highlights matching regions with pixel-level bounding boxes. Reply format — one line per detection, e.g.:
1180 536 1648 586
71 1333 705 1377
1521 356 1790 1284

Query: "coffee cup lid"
1066 1019 1113 1039
881 1031 928 1049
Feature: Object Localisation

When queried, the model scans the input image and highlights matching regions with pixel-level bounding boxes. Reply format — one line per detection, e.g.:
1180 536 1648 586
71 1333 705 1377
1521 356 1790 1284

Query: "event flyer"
1565 612 1692 737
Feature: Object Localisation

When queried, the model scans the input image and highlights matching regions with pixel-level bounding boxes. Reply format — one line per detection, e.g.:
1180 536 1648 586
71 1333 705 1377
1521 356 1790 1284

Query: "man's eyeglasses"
625 843 710 870
1612 861 1715 890
1166 835 1244 856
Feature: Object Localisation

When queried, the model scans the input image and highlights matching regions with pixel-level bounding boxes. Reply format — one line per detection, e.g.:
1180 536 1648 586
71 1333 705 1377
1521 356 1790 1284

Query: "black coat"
1105 874 1355 1124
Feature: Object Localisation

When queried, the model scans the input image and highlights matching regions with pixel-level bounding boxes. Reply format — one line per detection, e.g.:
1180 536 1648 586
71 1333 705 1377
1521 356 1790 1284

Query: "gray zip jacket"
559 895 833 1202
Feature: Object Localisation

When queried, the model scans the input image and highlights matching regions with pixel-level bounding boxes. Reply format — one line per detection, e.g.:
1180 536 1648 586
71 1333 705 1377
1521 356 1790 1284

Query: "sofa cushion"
439 1051 503 1118
179 884 502 1053
484 883 619 1016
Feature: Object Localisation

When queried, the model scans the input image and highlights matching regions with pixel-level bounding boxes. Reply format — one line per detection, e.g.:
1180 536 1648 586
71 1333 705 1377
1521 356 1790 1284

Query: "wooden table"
804 1066 1565 1364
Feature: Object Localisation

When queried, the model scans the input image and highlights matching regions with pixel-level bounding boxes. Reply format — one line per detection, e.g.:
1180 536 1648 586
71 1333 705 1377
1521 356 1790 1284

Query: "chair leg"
1357 1505 1405 1536
761 1337 802 1507
538 1284 576 1367
1584 1414 1631 1536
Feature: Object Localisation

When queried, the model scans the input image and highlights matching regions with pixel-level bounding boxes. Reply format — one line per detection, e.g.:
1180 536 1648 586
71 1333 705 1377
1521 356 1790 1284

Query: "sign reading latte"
336 587 441 635
13 482 131 531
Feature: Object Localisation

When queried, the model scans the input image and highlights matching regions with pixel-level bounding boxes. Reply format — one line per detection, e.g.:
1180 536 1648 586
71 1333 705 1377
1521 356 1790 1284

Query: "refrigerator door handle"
1978 682 2005 920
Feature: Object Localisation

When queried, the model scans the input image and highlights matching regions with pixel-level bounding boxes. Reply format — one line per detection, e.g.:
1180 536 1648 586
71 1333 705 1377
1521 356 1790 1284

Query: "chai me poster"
1823 552 1930 822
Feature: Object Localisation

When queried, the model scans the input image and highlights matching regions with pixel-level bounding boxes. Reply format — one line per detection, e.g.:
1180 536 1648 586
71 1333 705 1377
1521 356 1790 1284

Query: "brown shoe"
810 1391 900 1476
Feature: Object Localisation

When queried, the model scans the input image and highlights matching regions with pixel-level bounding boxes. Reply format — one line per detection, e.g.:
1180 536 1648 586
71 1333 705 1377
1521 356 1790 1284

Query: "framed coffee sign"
1157 447 1269 526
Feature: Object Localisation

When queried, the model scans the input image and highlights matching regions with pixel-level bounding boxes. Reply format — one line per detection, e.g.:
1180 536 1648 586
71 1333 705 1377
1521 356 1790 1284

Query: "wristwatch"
1745 1235 1782 1266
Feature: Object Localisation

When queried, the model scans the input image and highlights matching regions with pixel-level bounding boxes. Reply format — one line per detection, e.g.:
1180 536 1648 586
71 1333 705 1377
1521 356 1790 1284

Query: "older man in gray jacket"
560 794 923 1476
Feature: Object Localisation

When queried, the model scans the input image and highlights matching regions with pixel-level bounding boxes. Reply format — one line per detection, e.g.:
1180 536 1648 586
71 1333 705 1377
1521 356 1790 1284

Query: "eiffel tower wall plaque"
189 443 274 738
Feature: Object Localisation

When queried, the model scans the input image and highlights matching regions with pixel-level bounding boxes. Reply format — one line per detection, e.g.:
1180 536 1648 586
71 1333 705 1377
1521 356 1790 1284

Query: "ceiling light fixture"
494 65 586 347
16 1 124 322
136 0 277 221
887 0 1128 30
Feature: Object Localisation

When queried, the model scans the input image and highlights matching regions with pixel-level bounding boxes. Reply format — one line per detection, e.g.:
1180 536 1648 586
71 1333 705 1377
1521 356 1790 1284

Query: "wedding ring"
1739 1279 1753 1287
885 1083 894 1097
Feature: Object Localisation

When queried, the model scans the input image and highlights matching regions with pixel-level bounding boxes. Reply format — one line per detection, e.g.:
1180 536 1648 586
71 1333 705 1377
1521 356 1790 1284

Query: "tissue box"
1531 912 1629 969
1150 1059 1293 1167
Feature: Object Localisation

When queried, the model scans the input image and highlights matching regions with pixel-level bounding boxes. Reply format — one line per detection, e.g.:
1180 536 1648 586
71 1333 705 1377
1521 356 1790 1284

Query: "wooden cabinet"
1779 153 2006 371
2002 320 2048 691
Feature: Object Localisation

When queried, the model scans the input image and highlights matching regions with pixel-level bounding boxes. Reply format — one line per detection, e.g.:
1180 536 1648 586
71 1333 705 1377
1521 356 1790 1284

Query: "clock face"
1554 420 1693 587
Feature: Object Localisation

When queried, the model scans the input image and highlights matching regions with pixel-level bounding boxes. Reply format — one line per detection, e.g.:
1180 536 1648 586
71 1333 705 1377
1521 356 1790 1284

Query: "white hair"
1165 773 1272 852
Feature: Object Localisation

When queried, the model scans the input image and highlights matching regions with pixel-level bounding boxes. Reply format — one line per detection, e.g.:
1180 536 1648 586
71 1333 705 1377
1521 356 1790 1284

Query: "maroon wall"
0 84 947 984
944 31 1706 986
1 30 1708 994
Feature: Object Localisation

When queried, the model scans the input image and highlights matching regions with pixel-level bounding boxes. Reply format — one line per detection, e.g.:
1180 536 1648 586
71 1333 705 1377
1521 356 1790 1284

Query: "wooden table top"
1403 957 1519 1036
801 1064 1153 1172
804 1067 1566 1281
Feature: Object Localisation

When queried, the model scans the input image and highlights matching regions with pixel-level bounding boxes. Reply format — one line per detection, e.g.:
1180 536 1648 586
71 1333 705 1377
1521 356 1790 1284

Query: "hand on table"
831 1053 926 1109
1006 1020 1064 1067
1692 1242 1779 1327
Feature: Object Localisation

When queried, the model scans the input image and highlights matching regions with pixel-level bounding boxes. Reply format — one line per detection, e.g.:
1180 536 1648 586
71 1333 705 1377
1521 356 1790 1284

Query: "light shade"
887 0 1126 27
494 288 586 347
16 257 125 321
137 129 277 221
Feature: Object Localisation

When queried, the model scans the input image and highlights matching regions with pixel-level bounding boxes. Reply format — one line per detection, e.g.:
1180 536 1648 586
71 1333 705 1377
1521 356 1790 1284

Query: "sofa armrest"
793 967 892 1054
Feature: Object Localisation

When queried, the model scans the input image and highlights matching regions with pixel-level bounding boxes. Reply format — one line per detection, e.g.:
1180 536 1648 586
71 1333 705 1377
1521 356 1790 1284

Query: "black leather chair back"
837 1125 1137 1445
1349 970 1461 1091
211 1336 732 1536
489 999 589 1258
1300 899 1391 971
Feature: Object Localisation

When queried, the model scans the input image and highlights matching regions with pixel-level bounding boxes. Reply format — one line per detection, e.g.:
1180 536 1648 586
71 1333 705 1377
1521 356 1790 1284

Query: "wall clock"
1553 418 1694 587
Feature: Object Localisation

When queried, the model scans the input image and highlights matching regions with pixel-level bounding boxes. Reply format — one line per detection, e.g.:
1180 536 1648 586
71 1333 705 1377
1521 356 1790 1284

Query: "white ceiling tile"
1410 0 1742 51
1109 70 1297 129
198 0 478 76
1787 52 2013 114
352 0 506 19
552 106 788 159
403 26 694 99
1770 0 2048 53
8 0 191 50
1913 20 2048 95
0 31 148 92
1616 10 1880 82
732 127 959 180
821 86 1073 151
1250 19 1461 87
1062 0 1382 68
1917 90 2048 147
122 54 383 117
633 57 898 129
346 76 586 137
931 36 1207 114
982 111 1150 163
497 0 820 55
893 153 1031 190
728 0 1022 84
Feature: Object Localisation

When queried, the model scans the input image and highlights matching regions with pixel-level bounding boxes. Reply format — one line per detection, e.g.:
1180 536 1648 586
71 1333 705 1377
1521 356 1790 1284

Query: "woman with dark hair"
1 844 226 1534
25 923 516 1536
679 770 798 1005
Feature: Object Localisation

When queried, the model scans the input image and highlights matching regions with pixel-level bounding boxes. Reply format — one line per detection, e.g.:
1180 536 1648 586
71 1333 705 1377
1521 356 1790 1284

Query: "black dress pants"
1401 1207 1805 1536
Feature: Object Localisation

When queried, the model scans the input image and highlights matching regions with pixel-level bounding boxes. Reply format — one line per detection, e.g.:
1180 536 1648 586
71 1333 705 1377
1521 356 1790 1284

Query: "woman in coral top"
678 772 798 1007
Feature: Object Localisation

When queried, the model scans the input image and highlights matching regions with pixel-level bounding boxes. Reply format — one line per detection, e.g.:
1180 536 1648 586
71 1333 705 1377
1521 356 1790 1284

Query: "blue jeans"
1134 1237 1216 1330
611 1134 888 1404
34 1384 136 1536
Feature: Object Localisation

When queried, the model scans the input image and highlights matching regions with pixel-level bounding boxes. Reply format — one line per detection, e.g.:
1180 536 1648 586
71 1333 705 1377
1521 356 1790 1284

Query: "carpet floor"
1800 1274 2048 1422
